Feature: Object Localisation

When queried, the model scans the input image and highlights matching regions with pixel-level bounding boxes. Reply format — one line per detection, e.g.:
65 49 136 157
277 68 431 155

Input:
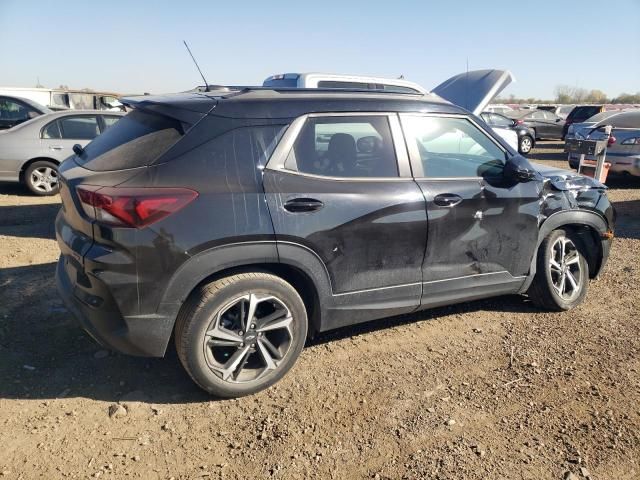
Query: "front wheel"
175 272 308 398
527 229 589 311
519 135 533 154
24 160 59 196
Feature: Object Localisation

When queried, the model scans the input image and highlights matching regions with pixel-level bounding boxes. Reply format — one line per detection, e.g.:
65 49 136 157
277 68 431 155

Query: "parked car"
485 104 515 115
481 111 536 154
0 110 124 195
566 110 640 177
537 104 575 119
506 109 565 140
562 105 605 139
0 95 52 130
54 83 614 398
263 72 426 94
0 87 124 112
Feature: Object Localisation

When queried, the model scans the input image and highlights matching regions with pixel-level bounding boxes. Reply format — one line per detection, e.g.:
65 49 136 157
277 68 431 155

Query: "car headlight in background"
621 137 640 145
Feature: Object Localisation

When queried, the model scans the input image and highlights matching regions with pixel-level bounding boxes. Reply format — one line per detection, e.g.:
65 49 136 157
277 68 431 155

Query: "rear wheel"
527 229 589 311
175 272 308 398
24 160 59 196
519 135 533 154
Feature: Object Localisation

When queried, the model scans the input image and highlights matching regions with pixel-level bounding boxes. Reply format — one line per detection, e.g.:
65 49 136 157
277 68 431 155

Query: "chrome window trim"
264 112 413 180
399 112 509 179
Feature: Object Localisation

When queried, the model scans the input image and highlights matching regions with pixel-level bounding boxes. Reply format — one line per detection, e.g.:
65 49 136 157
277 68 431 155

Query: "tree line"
497 85 640 105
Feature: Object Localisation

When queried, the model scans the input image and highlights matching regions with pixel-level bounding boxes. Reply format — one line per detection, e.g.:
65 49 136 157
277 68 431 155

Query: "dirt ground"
1 142 638 480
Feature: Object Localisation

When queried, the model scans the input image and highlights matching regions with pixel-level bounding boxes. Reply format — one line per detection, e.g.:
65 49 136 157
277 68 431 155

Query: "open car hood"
431 69 514 116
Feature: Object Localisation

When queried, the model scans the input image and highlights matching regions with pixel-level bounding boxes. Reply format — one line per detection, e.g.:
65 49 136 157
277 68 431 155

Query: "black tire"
24 160 59 196
518 135 534 154
175 272 308 398
527 229 589 311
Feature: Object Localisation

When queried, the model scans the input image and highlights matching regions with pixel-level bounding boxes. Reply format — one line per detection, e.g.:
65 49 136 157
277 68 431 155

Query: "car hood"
530 162 606 190
431 69 514 116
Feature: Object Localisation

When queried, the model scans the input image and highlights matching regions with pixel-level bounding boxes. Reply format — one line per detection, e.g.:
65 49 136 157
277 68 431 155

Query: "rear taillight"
77 186 198 228
515 119 524 125
608 135 616 146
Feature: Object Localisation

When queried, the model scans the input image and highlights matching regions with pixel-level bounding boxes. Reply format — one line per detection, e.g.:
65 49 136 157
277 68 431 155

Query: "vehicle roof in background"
0 94 52 114
595 110 640 129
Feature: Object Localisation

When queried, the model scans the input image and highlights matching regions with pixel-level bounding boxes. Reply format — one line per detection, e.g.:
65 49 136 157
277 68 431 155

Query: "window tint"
59 116 99 139
0 98 34 122
530 111 545 120
42 121 61 139
102 115 121 131
286 116 398 178
78 110 186 171
485 113 512 127
317 80 369 90
402 116 506 178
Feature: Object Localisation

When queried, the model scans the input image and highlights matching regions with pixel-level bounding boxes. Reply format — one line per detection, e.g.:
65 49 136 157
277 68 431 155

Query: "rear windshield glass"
263 78 299 88
568 106 602 121
77 110 186 171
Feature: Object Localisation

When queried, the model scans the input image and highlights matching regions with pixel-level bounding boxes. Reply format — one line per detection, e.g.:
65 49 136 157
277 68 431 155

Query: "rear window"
568 106 603 122
76 110 186 171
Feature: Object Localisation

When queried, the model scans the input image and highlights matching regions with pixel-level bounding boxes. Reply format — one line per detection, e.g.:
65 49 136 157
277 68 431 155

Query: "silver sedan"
0 110 124 195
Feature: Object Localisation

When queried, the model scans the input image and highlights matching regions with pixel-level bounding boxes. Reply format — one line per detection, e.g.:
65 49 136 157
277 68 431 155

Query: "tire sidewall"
540 229 589 310
182 276 308 398
24 161 59 196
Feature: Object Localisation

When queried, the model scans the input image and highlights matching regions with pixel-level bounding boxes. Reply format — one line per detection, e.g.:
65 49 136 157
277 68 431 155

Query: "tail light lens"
77 186 198 228
515 119 524 125
608 135 616 146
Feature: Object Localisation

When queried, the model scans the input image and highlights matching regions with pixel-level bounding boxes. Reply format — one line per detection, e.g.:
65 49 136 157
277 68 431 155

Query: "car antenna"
183 40 210 92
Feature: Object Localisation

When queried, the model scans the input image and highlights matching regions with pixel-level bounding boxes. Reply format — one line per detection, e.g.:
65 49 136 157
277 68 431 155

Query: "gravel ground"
0 142 639 480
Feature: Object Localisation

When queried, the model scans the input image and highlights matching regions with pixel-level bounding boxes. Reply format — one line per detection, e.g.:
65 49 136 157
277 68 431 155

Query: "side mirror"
504 157 539 182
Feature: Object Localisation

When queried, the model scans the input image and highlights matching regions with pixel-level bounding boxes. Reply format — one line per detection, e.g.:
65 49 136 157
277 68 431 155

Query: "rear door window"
77 110 186 171
101 115 121 131
59 116 100 139
285 115 398 178
42 120 62 139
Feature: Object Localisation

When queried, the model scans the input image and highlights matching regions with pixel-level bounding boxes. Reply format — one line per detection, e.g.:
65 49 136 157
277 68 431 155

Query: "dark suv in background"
55 88 614 398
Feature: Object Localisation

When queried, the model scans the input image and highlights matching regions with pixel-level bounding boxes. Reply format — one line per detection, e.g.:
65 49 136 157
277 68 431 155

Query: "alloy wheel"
202 293 294 383
30 166 58 193
520 137 532 154
549 236 583 301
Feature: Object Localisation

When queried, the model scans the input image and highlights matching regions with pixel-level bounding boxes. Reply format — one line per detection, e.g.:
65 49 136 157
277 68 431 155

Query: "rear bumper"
55 256 174 357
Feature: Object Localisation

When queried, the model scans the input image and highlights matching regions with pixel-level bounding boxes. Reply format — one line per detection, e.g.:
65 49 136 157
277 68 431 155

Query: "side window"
0 98 33 121
491 114 513 128
42 121 62 139
102 115 121 131
402 116 506 178
59 116 99 140
285 116 398 178
531 111 545 120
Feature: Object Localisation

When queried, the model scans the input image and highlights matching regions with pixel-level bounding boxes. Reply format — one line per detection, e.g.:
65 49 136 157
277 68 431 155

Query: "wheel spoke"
566 270 579 291
256 338 277 371
256 315 293 334
205 324 243 345
260 335 283 360
244 293 259 330
565 252 580 265
217 344 252 380
550 259 562 272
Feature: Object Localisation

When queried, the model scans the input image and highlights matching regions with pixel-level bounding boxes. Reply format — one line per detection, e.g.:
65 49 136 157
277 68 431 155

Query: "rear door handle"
433 193 463 207
283 198 324 213
49 145 63 150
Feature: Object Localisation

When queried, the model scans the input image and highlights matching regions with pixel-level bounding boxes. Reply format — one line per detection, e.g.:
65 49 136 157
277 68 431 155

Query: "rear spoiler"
120 93 217 125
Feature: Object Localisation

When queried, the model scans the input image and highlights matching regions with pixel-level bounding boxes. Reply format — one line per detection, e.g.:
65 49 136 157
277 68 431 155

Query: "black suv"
55 88 614 398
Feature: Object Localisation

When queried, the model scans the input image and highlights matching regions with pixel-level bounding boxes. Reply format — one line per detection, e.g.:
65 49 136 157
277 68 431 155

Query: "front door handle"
283 198 324 213
49 145 63 151
434 193 463 207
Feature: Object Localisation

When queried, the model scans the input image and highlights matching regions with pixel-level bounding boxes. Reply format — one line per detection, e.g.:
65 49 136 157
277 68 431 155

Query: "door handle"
283 198 324 213
434 193 463 207
49 145 63 150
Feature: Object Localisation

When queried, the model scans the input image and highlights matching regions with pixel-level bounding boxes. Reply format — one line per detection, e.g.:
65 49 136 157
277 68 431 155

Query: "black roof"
122 87 465 121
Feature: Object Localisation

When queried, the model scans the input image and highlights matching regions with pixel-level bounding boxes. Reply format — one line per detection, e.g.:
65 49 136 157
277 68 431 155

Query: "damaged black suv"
55 85 614 397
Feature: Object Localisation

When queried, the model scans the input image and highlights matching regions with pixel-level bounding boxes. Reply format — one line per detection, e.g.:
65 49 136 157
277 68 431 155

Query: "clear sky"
1 0 639 99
